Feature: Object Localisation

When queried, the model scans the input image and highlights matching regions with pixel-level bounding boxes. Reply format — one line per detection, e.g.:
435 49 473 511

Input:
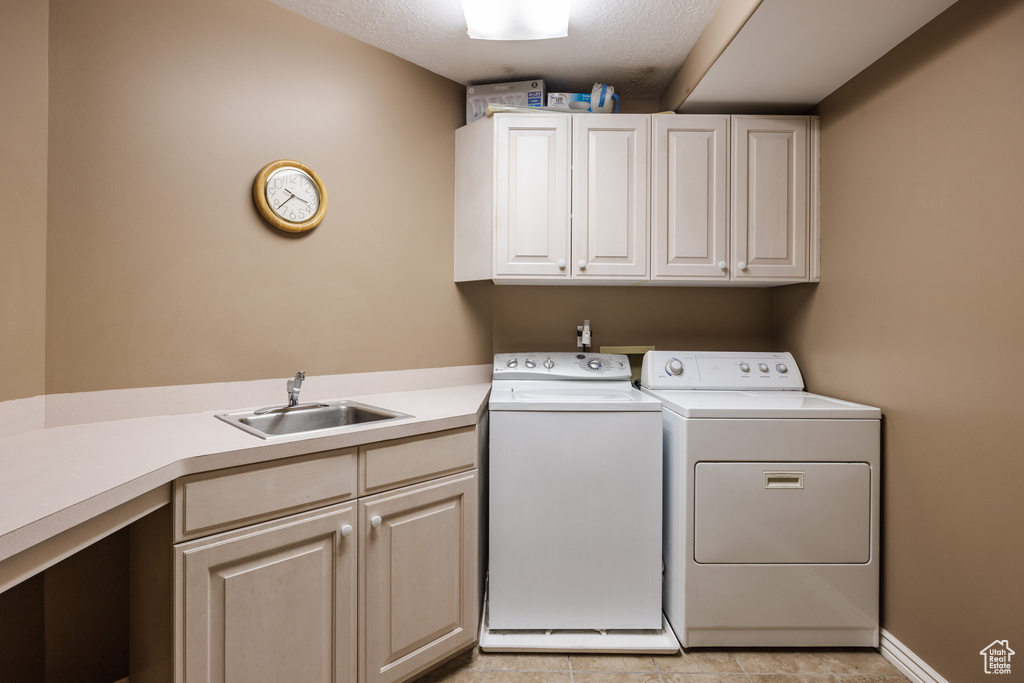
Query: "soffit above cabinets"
678 0 959 114
263 0 723 97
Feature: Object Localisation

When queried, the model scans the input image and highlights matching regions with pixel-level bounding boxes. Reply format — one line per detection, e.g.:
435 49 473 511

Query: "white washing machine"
640 351 881 648
481 352 678 653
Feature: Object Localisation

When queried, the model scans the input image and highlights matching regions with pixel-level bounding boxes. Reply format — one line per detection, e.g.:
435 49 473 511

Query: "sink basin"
217 400 412 439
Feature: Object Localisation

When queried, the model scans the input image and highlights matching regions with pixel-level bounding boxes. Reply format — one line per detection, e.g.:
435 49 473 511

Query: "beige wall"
0 0 48 402
494 287 773 354
774 1 1024 679
45 0 491 394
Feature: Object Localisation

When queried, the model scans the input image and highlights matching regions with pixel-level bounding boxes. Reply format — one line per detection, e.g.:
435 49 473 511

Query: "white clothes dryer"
640 351 881 648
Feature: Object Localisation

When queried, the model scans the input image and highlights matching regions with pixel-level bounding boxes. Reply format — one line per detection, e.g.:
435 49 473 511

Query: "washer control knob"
740 363 750 373
666 359 684 376
506 358 518 368
758 363 769 373
587 359 602 370
776 363 788 374
543 357 554 369
525 359 536 368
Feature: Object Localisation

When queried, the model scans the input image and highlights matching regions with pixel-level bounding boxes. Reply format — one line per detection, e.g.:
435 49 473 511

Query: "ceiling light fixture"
462 0 570 41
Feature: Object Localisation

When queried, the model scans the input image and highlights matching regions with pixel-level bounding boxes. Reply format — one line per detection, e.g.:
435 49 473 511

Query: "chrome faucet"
287 371 305 407
254 370 324 415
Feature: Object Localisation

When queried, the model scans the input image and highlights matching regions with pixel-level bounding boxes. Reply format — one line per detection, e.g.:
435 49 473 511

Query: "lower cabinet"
162 427 480 683
360 472 478 683
175 503 357 683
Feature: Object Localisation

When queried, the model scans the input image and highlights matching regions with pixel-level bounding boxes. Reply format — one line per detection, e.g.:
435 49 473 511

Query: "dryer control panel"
493 352 631 381
641 351 804 391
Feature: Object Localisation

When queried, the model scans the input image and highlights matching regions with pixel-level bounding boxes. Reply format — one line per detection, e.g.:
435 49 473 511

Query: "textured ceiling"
265 0 724 97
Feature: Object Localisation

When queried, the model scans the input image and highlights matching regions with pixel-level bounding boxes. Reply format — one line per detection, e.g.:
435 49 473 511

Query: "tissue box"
548 92 592 111
466 79 546 124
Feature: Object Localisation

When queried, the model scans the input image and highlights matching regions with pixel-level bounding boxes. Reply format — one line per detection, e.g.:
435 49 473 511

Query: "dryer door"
694 462 871 564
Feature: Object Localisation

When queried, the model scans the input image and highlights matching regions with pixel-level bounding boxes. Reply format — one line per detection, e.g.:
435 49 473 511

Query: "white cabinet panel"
495 116 570 278
732 116 809 281
572 114 649 280
652 115 729 281
360 472 478 683
176 503 357 683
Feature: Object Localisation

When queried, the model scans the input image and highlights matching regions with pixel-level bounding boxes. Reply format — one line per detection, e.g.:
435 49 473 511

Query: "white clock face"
265 168 321 223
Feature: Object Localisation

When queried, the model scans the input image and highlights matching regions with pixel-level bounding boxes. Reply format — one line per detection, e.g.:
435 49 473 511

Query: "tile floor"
415 648 909 683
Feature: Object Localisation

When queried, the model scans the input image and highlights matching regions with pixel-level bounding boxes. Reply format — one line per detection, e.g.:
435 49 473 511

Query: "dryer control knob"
666 359 684 376
544 358 555 369
506 358 518 368
740 363 750 373
759 363 769 373
586 359 602 370
525 359 536 368
776 363 788 374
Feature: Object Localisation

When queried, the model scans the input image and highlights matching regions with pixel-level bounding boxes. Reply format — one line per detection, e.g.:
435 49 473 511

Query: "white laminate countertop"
0 383 491 565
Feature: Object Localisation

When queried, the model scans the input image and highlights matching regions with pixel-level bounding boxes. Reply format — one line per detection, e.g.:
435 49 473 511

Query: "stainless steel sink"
216 400 412 439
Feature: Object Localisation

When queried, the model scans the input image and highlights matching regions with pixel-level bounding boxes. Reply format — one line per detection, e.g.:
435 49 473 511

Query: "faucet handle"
294 370 305 383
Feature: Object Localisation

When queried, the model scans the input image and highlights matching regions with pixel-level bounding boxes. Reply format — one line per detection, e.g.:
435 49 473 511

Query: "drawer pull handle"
764 471 804 489
371 515 382 528
340 524 353 538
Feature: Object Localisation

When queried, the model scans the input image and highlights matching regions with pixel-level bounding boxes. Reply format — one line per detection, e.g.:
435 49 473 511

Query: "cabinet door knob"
371 515 382 528
578 260 586 270
557 259 566 269
738 261 748 270
718 261 727 270
340 524 353 538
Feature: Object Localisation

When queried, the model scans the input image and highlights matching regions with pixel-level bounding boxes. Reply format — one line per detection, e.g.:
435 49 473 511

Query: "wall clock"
252 160 328 233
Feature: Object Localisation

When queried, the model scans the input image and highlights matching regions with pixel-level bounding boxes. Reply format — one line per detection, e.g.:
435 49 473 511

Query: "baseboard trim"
880 628 949 683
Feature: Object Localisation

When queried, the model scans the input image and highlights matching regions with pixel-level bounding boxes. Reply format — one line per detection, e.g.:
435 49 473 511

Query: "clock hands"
280 188 312 208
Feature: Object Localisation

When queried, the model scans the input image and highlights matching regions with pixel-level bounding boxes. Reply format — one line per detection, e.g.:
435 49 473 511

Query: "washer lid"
490 381 662 412
642 389 880 419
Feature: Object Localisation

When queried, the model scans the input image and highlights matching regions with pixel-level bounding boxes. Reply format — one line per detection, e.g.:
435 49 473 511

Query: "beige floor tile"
817 651 903 676
569 655 659 672
416 667 486 683
435 648 487 672
482 671 573 683
572 672 663 683
480 653 572 672
746 675 839 683
660 674 751 683
734 651 830 674
654 650 743 674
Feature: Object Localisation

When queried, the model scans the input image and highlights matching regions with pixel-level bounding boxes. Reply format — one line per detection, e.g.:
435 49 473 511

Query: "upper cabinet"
651 115 729 282
455 112 819 287
731 116 817 283
457 113 649 284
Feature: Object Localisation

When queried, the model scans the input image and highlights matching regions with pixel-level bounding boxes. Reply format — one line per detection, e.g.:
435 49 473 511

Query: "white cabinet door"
652 115 729 281
571 114 650 280
494 115 571 278
732 116 809 281
176 503 357 683
360 472 478 683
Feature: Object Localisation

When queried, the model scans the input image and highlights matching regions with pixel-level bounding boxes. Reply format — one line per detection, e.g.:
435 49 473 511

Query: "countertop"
0 383 491 569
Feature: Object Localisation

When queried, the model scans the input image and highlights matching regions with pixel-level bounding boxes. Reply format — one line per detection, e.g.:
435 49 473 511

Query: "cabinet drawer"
360 426 477 496
174 448 357 542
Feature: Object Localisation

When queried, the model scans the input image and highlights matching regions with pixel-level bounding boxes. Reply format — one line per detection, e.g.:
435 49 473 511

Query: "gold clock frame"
252 159 328 233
